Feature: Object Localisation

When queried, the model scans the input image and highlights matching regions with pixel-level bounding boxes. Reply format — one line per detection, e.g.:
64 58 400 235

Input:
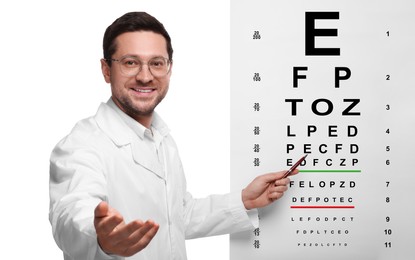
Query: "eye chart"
230 1 415 260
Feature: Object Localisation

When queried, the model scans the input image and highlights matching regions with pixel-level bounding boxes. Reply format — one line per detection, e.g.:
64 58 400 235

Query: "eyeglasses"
106 56 172 77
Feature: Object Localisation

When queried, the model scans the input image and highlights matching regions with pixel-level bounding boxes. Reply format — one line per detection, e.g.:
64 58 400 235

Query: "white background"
0 0 231 259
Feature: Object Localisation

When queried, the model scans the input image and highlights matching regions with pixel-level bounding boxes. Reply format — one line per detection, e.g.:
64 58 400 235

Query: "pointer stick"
283 154 308 178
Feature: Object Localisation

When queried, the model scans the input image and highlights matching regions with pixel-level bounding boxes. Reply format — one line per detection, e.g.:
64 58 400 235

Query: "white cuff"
246 208 259 229
229 191 259 230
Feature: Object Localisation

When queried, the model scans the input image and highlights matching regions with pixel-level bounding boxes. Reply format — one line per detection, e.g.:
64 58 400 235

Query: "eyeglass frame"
104 55 172 77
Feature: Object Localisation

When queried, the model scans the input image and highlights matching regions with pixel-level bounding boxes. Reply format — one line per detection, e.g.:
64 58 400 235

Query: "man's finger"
110 220 159 257
269 185 288 194
96 214 125 235
284 168 300 177
268 191 284 200
112 220 145 242
261 169 300 183
125 222 159 256
257 172 284 183
132 220 158 241
94 201 109 218
274 178 290 187
94 202 124 235
273 169 300 185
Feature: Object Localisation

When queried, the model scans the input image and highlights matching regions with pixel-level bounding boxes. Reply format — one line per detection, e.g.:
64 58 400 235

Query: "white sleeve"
49 136 122 260
183 190 258 239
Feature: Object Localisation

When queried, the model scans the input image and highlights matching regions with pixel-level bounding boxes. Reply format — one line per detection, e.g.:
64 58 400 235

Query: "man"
49 12 297 260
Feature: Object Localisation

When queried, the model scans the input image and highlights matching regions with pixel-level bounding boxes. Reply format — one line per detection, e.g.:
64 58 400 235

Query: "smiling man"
102 30 170 128
49 12 296 260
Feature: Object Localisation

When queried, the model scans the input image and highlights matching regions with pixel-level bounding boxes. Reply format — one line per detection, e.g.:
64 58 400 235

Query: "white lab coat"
49 101 255 260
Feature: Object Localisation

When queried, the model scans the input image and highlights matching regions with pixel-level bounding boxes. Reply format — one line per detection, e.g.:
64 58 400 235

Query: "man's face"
101 31 171 121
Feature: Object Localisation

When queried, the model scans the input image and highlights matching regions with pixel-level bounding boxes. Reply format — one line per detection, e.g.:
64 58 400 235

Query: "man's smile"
130 87 156 95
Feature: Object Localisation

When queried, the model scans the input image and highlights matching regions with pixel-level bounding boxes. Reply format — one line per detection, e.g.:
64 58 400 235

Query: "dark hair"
103 12 173 65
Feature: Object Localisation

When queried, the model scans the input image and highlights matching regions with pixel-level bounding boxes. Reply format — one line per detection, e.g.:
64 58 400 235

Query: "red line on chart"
291 206 355 209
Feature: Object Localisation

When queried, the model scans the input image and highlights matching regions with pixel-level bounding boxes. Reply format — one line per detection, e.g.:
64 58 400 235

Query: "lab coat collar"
106 98 170 140
94 102 166 179
106 98 147 140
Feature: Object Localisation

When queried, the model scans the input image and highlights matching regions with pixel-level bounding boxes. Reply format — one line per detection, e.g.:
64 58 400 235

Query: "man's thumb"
94 201 109 218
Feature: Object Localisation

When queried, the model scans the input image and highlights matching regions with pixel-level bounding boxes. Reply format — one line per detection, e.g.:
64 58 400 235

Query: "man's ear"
100 59 111 83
